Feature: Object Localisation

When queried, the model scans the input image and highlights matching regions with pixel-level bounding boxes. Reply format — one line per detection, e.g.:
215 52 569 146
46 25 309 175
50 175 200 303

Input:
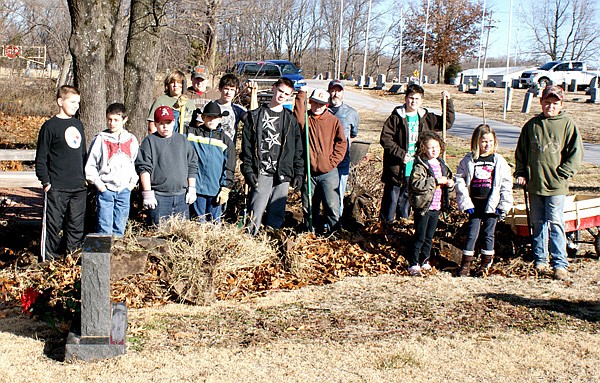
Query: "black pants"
44 188 86 259
409 210 440 267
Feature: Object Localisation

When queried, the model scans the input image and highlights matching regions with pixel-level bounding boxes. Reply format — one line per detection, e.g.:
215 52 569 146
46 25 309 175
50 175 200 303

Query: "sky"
482 0 526 61
379 0 532 66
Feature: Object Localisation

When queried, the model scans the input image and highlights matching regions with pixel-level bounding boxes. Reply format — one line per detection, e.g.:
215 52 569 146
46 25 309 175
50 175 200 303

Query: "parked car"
519 60 597 91
233 60 307 91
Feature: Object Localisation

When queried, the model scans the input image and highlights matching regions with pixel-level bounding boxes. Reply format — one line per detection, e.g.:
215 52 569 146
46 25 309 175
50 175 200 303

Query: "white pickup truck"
519 60 598 90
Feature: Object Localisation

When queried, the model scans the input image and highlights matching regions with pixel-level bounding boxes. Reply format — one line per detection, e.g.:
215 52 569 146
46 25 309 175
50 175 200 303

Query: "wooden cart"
504 194 600 257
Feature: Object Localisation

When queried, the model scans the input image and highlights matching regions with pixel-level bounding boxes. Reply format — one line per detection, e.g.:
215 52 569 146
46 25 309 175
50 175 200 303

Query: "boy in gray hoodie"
86 103 139 236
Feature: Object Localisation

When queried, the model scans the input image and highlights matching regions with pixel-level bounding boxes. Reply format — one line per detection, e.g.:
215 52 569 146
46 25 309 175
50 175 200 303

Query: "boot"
458 251 474 277
477 250 494 277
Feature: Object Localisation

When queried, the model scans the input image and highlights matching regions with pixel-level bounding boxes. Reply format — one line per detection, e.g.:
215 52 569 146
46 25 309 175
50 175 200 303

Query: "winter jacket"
85 130 139 192
329 102 359 173
294 91 348 175
514 111 583 196
186 124 235 197
455 152 513 214
380 100 454 185
409 155 453 214
241 103 304 183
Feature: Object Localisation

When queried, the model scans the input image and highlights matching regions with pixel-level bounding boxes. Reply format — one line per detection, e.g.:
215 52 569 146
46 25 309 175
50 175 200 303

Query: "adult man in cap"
328 79 359 215
184 64 220 127
241 78 304 235
295 88 347 232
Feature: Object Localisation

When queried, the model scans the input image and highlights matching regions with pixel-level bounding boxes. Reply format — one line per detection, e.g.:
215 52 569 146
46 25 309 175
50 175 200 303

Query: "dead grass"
2 265 600 382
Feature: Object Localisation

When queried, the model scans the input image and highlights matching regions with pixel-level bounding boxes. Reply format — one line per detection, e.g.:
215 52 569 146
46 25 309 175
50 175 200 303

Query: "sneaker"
421 263 432 272
408 265 421 276
534 263 548 272
554 268 568 280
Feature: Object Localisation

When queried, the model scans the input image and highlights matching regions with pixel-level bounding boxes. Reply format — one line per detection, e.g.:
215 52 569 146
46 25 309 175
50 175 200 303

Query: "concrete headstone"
65 234 127 362
522 92 533 113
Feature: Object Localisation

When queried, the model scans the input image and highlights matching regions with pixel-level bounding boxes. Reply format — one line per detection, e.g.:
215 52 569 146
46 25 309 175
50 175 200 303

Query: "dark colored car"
233 60 307 90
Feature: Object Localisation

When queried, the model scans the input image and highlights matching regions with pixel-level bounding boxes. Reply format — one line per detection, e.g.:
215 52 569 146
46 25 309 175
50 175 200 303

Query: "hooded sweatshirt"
514 111 583 196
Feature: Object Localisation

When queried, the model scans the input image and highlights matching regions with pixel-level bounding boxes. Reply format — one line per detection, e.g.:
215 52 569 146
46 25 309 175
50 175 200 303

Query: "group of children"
35 76 583 281
392 84 582 280
35 71 242 260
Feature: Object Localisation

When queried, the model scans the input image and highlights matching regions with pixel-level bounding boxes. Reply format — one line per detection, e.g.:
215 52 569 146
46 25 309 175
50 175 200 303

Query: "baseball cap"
541 85 564 101
328 79 344 91
200 101 230 118
154 106 175 123
192 65 209 80
309 89 330 105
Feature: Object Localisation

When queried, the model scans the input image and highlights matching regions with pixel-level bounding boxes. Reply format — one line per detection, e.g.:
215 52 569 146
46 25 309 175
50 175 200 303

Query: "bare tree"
522 0 600 61
401 0 482 82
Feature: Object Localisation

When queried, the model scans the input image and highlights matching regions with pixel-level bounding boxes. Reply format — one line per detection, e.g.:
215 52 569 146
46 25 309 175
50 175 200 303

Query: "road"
306 79 600 165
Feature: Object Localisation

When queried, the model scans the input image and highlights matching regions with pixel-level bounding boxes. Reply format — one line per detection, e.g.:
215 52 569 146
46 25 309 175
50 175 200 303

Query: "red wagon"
504 194 600 257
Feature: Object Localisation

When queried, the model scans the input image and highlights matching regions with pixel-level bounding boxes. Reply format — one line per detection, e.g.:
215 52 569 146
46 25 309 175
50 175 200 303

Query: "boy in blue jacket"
187 101 236 222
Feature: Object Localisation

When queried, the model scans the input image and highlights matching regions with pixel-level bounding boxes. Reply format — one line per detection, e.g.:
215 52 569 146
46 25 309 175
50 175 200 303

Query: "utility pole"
360 0 372 90
419 0 431 85
482 11 495 87
398 9 404 82
476 0 487 86
336 0 344 80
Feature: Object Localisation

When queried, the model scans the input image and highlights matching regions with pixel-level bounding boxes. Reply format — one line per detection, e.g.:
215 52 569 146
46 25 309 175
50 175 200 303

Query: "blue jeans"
192 194 222 223
409 210 440 267
529 194 568 269
380 179 411 223
97 189 131 236
464 211 498 253
302 168 341 231
148 193 188 226
247 175 289 235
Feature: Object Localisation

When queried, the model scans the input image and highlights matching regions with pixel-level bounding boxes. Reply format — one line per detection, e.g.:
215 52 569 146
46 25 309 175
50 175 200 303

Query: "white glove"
186 186 197 204
215 187 230 205
142 190 158 210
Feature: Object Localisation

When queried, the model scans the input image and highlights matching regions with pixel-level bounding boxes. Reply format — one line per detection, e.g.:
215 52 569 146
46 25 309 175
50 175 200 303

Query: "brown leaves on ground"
0 112 46 149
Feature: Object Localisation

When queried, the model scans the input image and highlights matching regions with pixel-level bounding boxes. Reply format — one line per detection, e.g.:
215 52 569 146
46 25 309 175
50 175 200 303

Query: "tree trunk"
123 0 167 141
105 1 130 104
68 0 110 143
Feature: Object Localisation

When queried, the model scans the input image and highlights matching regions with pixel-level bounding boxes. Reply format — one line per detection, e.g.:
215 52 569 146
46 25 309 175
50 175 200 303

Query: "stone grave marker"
356 75 364 87
527 84 540 97
457 84 469 92
365 76 373 88
521 92 533 113
65 234 127 362
325 71 331 80
568 79 577 92
375 74 386 90
589 88 600 104
388 84 404 94
505 87 513 111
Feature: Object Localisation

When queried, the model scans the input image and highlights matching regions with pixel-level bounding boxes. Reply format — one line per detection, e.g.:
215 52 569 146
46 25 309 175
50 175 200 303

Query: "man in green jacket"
515 85 583 280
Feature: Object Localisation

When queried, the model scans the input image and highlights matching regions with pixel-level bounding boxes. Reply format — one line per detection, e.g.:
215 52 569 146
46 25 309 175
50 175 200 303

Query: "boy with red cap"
515 85 583 280
136 106 198 225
